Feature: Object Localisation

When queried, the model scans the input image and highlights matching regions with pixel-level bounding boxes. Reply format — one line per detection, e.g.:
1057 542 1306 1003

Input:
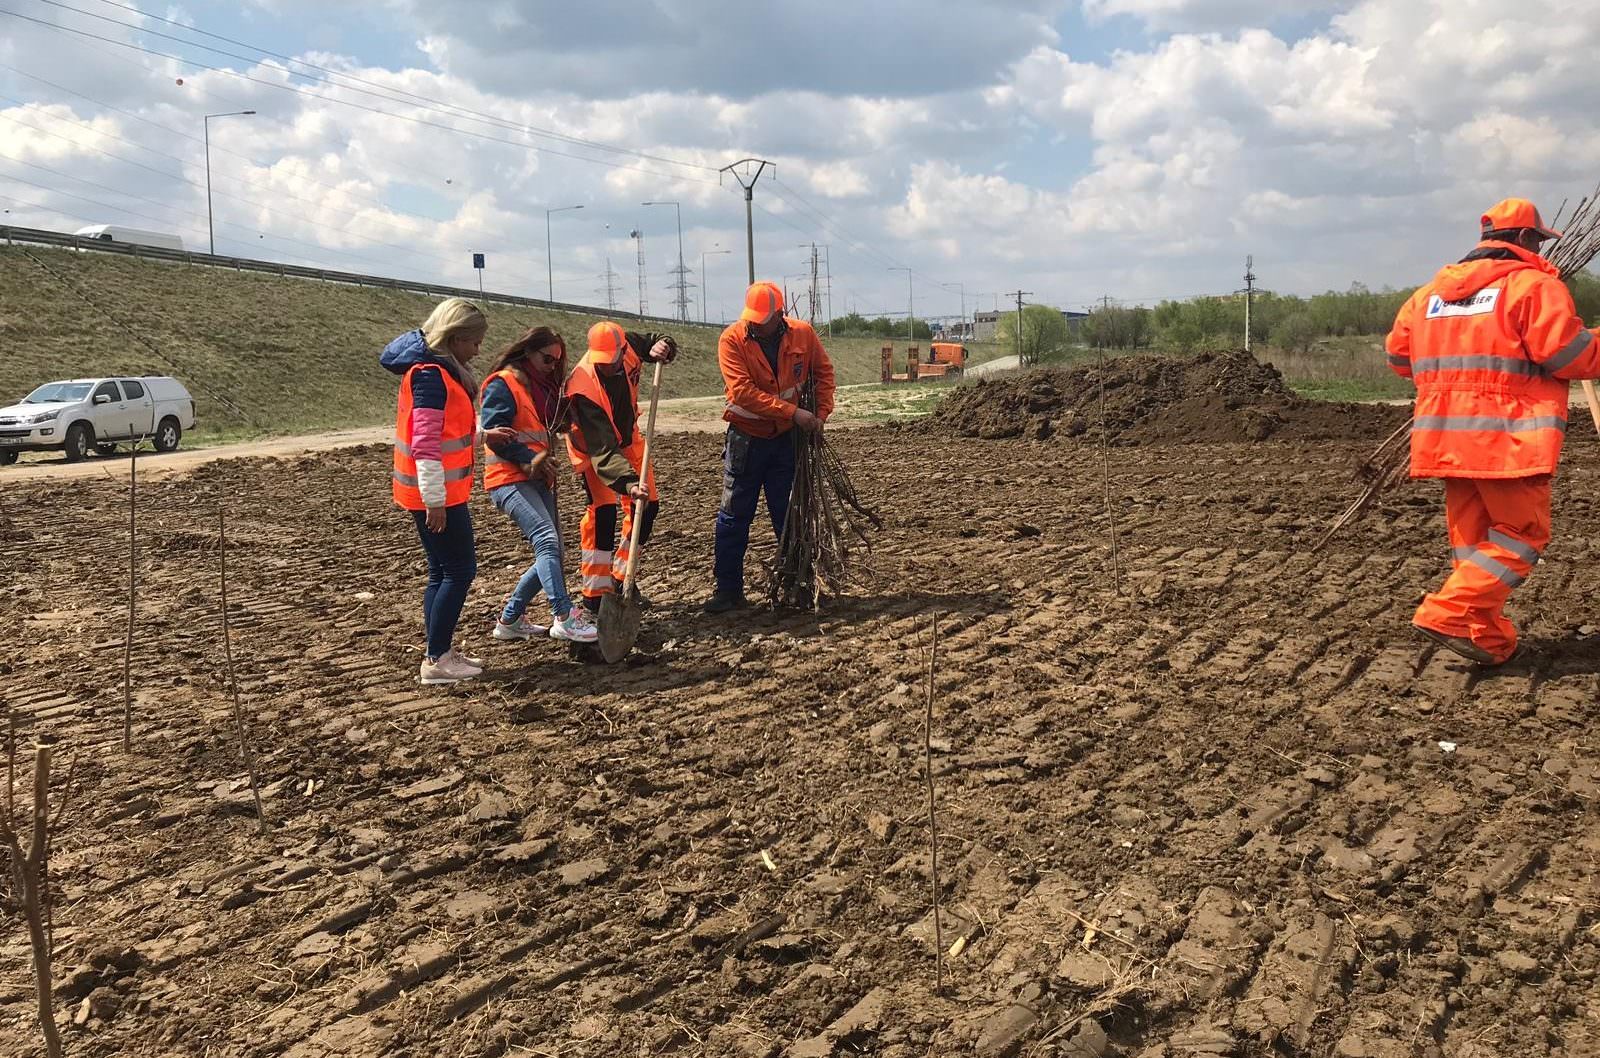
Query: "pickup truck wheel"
63 422 92 463
154 417 182 453
95 442 118 457
0 451 17 466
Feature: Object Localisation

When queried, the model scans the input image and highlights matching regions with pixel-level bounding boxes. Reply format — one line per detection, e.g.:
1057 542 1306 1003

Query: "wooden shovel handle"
621 359 665 593
1582 380 1600 437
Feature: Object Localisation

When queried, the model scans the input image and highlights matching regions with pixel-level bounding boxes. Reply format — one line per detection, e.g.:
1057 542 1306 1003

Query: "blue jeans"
411 503 477 660
490 481 572 622
713 427 796 594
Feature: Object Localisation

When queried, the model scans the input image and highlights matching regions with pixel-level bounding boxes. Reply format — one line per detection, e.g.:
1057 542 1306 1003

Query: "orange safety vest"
393 363 476 509
1387 241 1600 479
718 317 835 439
563 354 637 473
480 368 552 490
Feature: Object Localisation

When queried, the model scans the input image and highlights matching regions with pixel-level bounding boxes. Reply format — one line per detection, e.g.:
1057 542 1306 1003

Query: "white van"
0 376 197 464
72 225 186 253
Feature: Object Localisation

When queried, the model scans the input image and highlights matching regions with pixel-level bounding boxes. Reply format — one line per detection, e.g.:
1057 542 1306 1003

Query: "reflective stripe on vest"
1409 354 1545 378
1412 414 1567 433
395 434 475 458
727 384 801 420
1545 329 1596 373
484 429 552 465
392 465 473 488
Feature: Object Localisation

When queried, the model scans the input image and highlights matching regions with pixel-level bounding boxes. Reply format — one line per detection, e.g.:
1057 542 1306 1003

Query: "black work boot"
703 589 747 615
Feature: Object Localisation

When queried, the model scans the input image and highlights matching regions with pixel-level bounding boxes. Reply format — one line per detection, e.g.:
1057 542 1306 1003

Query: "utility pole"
1242 254 1256 353
802 243 821 324
720 158 773 284
1009 289 1033 365
629 228 648 316
822 244 833 337
889 267 913 340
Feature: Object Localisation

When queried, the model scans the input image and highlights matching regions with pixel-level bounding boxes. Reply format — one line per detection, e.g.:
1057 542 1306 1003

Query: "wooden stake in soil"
923 613 945 995
1 742 64 1058
219 500 268 834
1097 348 1122 594
123 437 138 753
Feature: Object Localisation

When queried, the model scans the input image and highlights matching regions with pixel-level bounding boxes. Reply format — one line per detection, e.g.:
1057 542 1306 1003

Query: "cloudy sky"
2 0 1598 325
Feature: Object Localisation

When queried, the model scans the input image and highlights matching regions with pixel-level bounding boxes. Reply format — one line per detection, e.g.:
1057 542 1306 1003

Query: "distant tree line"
1073 272 1600 353
826 312 934 340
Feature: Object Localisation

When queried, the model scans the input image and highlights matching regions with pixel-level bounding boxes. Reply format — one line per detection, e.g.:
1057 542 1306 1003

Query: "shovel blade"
597 594 642 663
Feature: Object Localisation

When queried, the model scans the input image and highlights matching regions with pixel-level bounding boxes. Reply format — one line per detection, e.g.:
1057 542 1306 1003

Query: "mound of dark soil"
934 350 1408 444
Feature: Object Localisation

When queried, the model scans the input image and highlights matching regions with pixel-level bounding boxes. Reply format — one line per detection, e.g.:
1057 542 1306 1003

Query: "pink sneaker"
419 653 480 685
549 607 599 643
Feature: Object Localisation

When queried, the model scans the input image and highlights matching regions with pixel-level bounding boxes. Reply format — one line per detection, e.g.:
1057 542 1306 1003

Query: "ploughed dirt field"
3 394 1600 1055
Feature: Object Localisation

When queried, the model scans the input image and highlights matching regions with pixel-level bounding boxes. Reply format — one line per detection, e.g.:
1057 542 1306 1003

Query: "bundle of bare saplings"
770 379 883 608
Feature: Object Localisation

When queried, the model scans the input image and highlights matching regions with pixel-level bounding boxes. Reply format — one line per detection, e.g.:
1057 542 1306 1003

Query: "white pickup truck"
0 376 196 465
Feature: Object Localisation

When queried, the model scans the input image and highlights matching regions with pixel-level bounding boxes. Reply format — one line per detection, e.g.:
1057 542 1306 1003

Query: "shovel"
598 359 664 663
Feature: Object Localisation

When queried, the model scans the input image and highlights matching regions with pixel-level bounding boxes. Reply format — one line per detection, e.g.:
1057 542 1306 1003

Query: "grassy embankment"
0 246 1008 443
1034 335 1412 402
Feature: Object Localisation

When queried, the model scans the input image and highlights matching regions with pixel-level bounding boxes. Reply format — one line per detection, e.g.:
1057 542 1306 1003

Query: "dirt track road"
1 401 727 484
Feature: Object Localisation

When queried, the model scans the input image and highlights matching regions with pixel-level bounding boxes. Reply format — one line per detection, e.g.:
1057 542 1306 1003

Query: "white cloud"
3 0 1600 323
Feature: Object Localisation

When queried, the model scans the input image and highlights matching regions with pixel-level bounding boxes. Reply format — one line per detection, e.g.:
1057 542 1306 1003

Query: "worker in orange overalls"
564 321 677 614
1386 198 1600 664
705 281 836 613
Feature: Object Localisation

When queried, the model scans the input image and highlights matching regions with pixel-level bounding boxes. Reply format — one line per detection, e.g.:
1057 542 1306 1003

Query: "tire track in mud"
3 432 1598 1056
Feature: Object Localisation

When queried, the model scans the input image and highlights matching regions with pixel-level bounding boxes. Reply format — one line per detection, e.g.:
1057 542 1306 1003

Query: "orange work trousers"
1413 475 1551 664
576 446 658 606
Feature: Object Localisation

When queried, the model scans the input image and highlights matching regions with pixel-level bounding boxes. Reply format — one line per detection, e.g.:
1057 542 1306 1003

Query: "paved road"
2 398 728 484
969 355 1020 376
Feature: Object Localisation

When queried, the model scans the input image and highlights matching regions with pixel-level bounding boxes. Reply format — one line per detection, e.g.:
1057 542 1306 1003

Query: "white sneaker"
445 649 484 673
493 615 549 640
420 654 480 685
549 607 599 643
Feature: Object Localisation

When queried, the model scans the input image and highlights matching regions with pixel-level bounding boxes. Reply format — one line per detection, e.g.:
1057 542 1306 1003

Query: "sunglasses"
529 346 563 364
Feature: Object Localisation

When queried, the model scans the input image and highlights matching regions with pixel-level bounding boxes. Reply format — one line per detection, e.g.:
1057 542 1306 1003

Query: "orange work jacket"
1386 240 1600 479
563 353 637 473
480 368 552 490
718 317 837 439
393 363 475 509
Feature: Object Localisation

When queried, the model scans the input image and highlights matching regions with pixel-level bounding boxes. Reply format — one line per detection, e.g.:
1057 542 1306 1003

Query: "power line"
0 6 724 186
36 0 722 177
79 0 720 174
0 64 560 277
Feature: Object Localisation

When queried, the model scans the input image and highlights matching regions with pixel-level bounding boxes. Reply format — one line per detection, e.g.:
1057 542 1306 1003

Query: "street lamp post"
642 200 686 321
701 246 731 323
940 281 966 339
545 204 584 301
204 110 255 255
889 267 913 340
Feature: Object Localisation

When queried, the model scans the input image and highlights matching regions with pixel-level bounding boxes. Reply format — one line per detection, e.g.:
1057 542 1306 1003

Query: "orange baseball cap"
739 281 784 323
586 321 627 363
1481 198 1562 240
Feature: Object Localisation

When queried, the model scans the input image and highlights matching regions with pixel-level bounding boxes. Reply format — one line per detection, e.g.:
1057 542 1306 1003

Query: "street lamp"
641 200 686 321
701 246 731 323
939 280 966 339
889 267 913 340
204 110 255 255
545 204 583 301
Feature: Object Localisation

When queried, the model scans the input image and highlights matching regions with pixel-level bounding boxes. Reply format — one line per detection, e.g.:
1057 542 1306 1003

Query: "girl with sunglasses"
479 326 599 644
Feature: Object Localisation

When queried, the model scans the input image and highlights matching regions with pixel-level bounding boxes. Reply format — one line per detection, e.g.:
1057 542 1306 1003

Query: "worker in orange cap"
705 281 836 613
1386 197 1600 664
564 320 678 613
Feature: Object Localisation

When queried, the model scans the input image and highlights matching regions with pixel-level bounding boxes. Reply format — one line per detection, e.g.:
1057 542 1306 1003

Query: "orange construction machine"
881 341 969 382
